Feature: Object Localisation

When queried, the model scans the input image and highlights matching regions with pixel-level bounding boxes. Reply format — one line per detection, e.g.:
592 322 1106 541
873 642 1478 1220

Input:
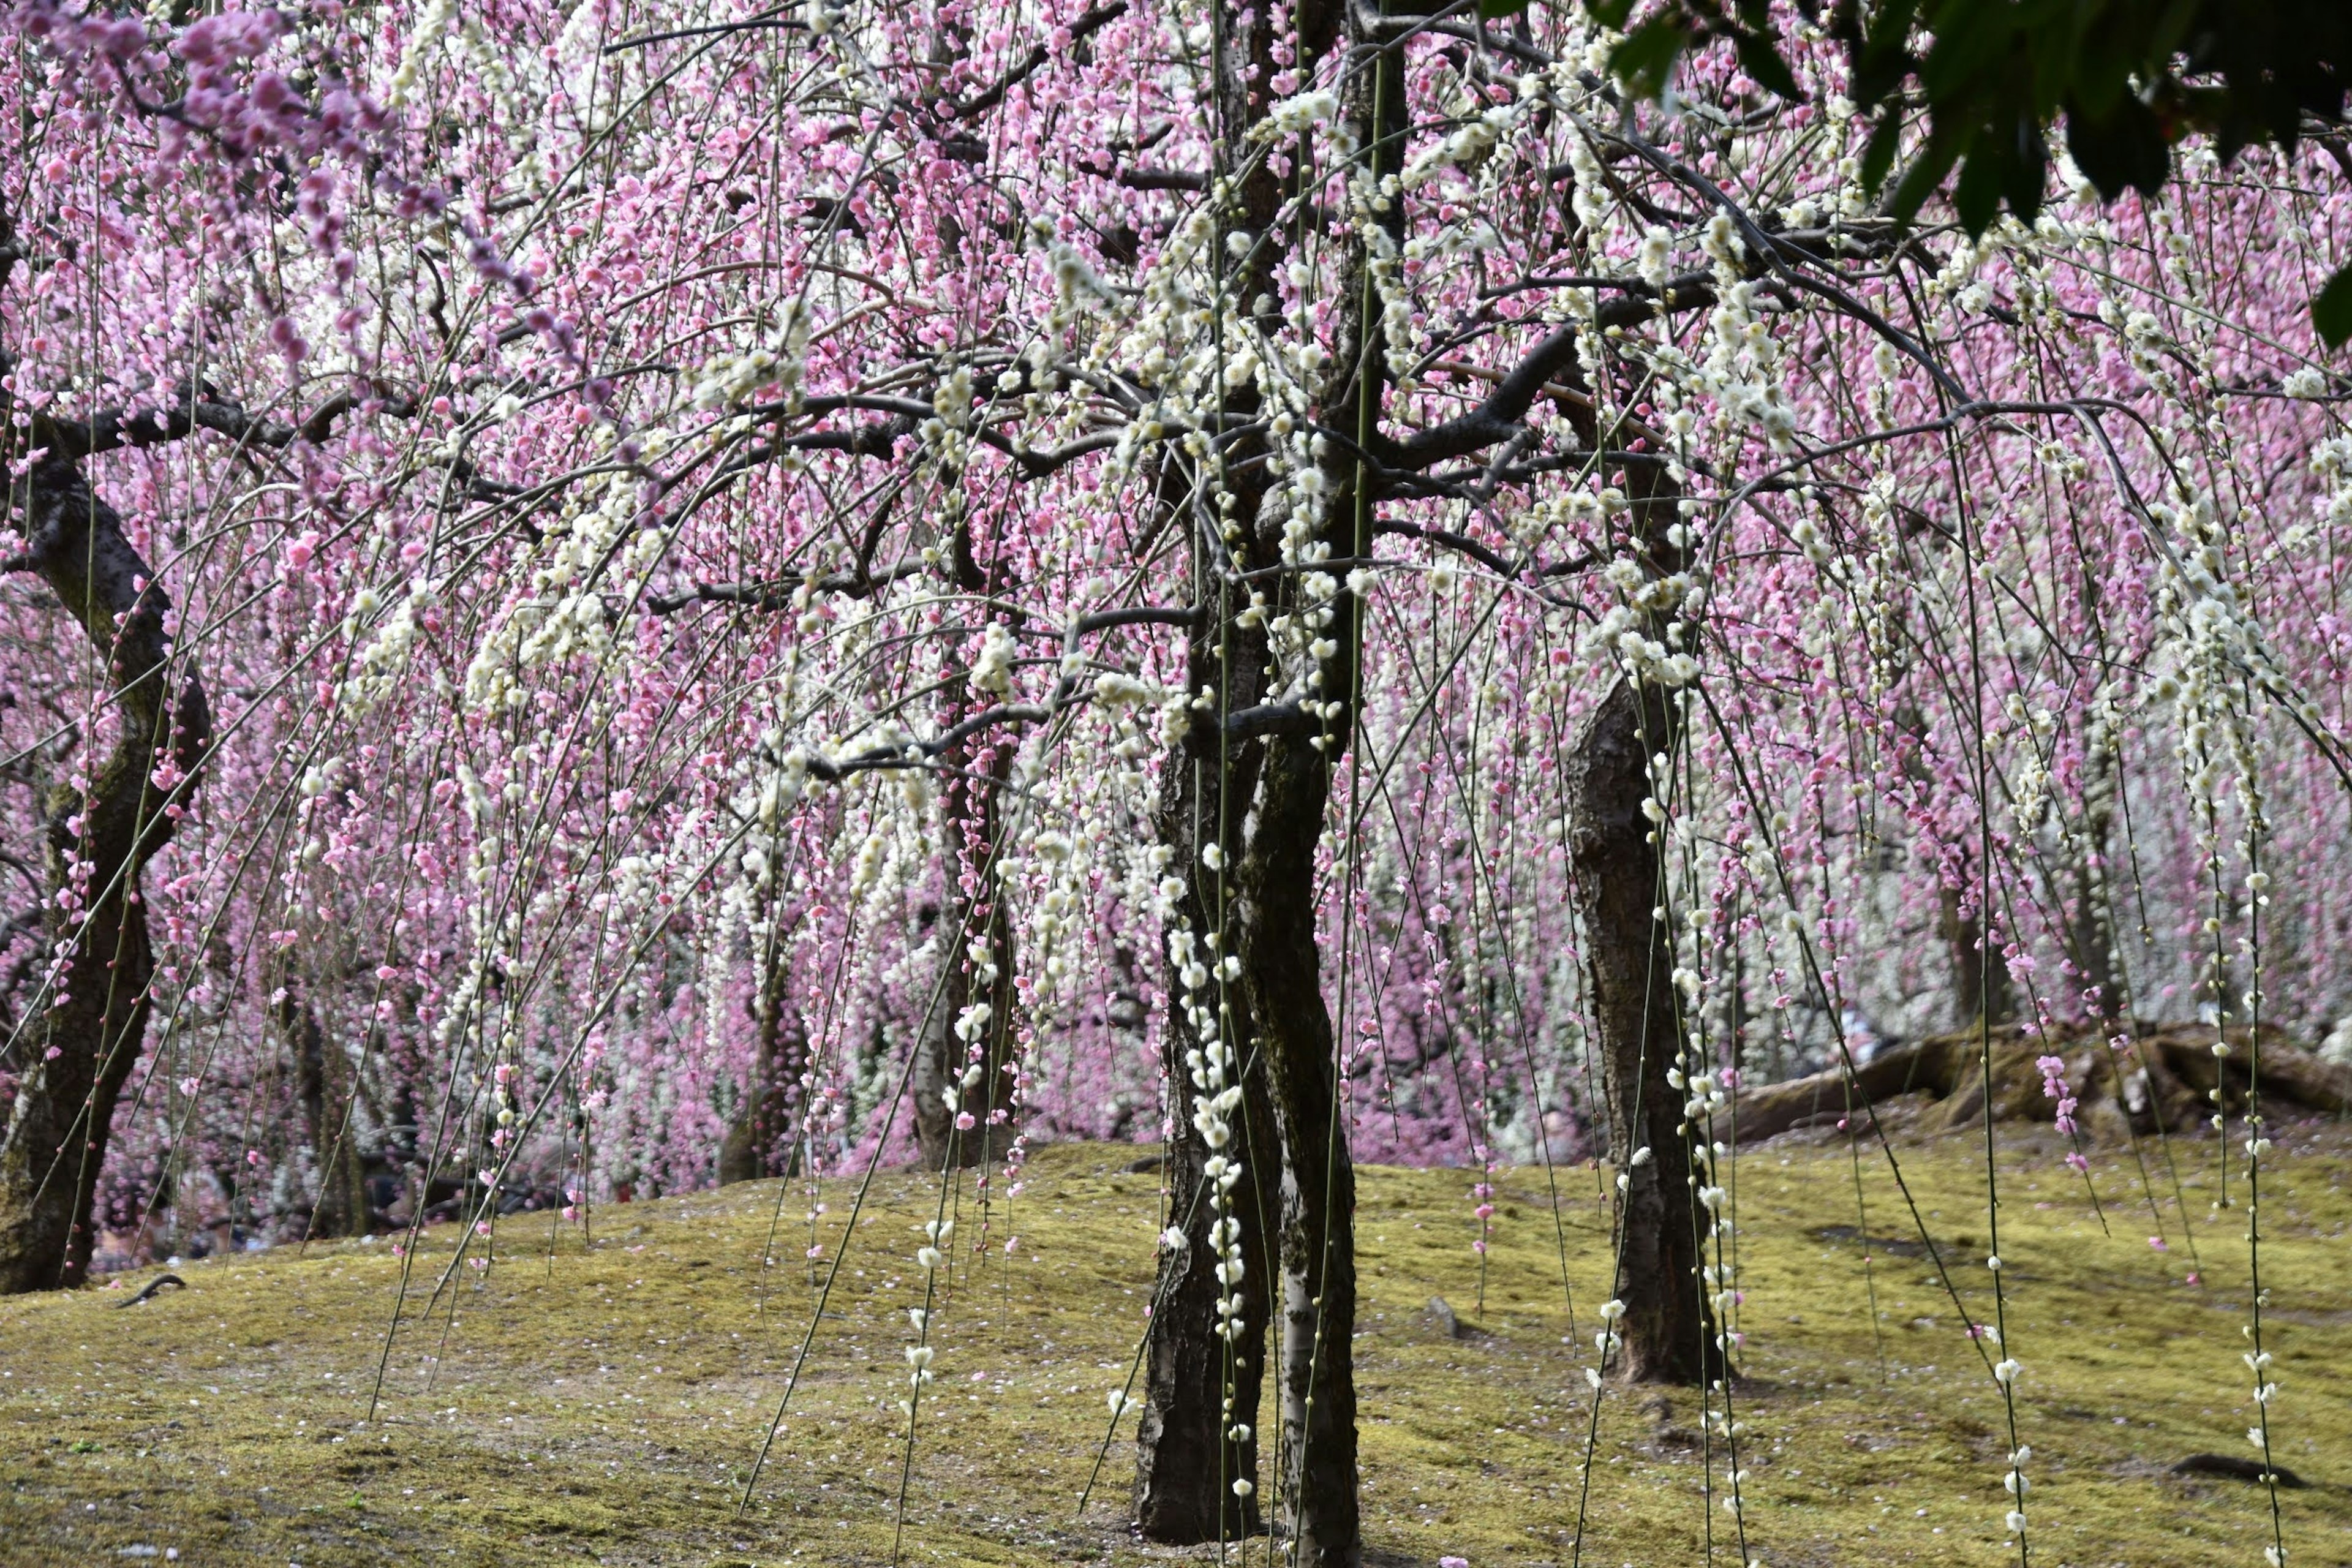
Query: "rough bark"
1133 744 1276 1542
1562 677 1714 1385
0 454 210 1293
1542 252 1715 1384
1236 732 1360 1566
1212 11 1390 1556
1132 0 1337 1532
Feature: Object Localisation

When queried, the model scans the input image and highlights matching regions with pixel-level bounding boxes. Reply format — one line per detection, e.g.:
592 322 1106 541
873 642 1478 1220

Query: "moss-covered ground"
2 1120 2348 1567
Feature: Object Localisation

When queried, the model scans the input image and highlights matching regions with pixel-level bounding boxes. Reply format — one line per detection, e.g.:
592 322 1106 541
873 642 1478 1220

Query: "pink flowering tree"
1 2 2347 1566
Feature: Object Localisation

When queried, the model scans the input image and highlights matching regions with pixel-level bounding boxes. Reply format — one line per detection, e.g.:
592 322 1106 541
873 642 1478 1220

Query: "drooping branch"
946 2 1128 122
27 377 413 462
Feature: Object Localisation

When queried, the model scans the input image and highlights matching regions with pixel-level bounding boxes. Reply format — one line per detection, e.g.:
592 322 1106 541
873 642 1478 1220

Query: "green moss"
4 1125 2347 1565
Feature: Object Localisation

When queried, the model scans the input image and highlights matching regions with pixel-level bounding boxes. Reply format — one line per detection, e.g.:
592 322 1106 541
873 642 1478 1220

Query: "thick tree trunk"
1536 239 1717 1383
717 1006 805 1185
1133 489 1282 1536
1133 0 1338 1530
284 985 368 1239
0 878 155 1290
0 454 209 1293
1134 743 1276 1541
1563 677 1715 1385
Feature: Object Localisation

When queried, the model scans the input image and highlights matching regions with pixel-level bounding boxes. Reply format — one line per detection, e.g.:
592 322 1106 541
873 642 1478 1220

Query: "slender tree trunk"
2066 737 2121 1027
1204 9 1394 1556
1939 872 2014 1028
2059 731 2199 1129
1891 703 2015 1031
284 983 367 1239
1214 20 1399 1559
0 453 210 1293
1237 733 1360 1566
1563 677 1715 1384
720 858 809 1186
913 737 1017 1170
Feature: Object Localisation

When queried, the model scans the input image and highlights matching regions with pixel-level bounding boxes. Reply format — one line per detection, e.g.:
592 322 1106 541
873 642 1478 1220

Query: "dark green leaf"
1858 112 1902 196
2064 98 2170 202
2147 0 2200 60
1887 124 1965 222
1849 0 1923 109
1732 32 1803 99
2067 19 2135 119
1951 143 2001 234
1608 16 1691 102
1585 0 1636 28
1917 8 2018 102
1477 0 1532 18
2316 262 2352 349
1996 113 2049 222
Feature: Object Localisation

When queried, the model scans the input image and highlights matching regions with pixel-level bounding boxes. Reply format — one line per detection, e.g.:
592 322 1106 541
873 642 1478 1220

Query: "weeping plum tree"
5 5 2352 1568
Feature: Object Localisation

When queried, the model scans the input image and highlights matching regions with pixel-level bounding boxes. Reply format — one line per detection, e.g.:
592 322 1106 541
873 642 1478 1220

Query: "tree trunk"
912 738 1017 1170
1237 732 1360 1566
1534 240 1716 1383
1562 677 1715 1384
2065 736 2121 1027
1201 7 1393 1555
1133 0 1338 1529
719 921 807 1185
1134 742 1276 1542
1939 872 2015 1029
0 453 210 1293
284 984 367 1239
1890 702 2016 1032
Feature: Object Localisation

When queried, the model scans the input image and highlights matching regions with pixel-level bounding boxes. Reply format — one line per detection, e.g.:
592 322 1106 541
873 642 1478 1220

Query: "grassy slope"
1 1121 2346 1568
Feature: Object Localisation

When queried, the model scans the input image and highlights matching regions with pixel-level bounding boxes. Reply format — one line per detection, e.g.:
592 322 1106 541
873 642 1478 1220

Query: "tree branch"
949 3 1128 121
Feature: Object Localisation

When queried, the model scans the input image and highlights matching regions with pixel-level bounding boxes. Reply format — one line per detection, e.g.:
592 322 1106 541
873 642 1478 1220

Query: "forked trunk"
1133 0 1337 1526
1205 7 1391 1555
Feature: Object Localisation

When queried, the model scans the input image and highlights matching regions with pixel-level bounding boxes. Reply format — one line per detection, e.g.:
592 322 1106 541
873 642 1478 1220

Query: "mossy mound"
1735 1026 2352 1145
2 1123 2348 1566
